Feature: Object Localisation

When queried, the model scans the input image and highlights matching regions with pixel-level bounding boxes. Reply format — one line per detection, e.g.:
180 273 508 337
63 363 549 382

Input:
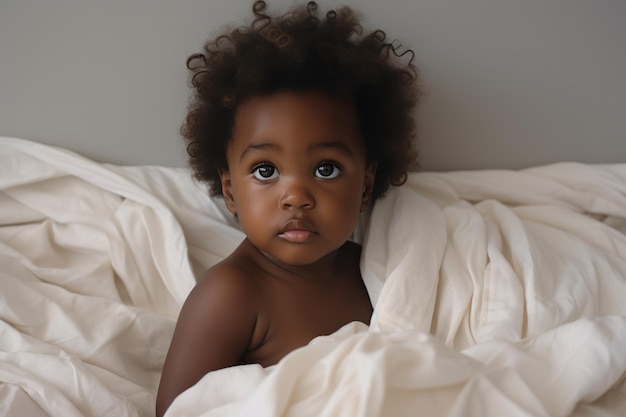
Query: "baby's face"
220 90 375 267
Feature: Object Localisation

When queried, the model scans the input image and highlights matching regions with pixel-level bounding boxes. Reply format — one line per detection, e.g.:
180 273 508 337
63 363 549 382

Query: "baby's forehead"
227 91 367 159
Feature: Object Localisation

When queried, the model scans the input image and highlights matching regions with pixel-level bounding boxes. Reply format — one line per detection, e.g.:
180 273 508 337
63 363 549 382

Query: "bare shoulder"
175 257 259 341
176 253 260 352
156 250 259 416
192 256 259 304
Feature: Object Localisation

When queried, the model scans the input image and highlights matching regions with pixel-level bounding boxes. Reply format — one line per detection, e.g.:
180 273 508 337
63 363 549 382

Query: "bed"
1 135 625 416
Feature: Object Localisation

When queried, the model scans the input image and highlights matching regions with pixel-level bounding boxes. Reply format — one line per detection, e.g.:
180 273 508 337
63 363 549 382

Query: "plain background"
1 0 624 171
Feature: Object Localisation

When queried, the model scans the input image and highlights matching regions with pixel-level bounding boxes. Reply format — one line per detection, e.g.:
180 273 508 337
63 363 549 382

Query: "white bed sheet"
1 137 625 417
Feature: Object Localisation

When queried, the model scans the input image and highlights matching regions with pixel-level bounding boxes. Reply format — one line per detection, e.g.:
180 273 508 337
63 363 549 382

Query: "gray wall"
1 0 625 171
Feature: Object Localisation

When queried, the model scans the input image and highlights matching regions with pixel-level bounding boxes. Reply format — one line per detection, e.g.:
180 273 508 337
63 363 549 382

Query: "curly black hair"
183 1 420 201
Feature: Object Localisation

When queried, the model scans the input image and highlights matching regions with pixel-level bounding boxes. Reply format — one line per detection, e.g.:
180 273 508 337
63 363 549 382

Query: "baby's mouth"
278 219 318 243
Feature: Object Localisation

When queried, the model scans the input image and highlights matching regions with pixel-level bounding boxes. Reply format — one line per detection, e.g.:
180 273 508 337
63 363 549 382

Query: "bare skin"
156 91 376 416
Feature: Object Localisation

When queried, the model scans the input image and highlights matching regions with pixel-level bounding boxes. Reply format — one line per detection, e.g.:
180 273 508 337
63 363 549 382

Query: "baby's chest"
243 292 370 367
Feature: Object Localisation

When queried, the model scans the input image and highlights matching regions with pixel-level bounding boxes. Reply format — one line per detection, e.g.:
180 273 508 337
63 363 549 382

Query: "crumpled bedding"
1 136 625 417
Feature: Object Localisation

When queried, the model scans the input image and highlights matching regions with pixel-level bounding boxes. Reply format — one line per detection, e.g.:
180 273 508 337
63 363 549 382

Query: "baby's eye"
315 163 341 179
252 163 279 181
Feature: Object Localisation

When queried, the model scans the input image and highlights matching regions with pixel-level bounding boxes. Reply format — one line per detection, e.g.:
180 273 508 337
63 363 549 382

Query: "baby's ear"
361 162 377 212
219 170 237 215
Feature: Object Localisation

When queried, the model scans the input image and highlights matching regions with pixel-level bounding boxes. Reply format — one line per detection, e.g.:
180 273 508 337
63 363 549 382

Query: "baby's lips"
278 219 318 243
278 229 318 243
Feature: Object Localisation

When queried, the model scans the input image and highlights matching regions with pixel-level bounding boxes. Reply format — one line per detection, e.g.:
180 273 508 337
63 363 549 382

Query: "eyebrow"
238 140 355 162
239 143 281 162
309 141 355 159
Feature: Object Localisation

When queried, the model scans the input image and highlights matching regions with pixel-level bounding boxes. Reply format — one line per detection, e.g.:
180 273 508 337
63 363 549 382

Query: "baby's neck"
242 238 357 284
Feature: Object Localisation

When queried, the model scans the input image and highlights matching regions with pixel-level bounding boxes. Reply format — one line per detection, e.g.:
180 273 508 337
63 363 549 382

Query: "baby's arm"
156 265 257 417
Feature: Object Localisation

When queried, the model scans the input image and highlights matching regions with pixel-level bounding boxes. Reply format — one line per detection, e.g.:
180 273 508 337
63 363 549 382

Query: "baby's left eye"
315 163 341 179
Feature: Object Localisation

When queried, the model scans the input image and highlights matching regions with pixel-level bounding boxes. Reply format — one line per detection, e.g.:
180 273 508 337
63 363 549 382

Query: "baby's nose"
279 181 315 210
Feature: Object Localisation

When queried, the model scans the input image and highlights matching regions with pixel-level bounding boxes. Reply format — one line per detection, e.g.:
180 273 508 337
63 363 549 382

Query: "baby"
156 1 419 415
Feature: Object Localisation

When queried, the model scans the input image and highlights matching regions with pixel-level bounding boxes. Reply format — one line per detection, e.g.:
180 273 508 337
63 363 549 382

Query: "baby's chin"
258 242 347 269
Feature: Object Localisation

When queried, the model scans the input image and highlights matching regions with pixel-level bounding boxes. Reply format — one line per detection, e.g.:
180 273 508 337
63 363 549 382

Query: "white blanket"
1 137 625 417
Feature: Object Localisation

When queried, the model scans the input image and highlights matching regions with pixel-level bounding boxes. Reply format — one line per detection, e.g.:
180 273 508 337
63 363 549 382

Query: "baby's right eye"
252 163 279 181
